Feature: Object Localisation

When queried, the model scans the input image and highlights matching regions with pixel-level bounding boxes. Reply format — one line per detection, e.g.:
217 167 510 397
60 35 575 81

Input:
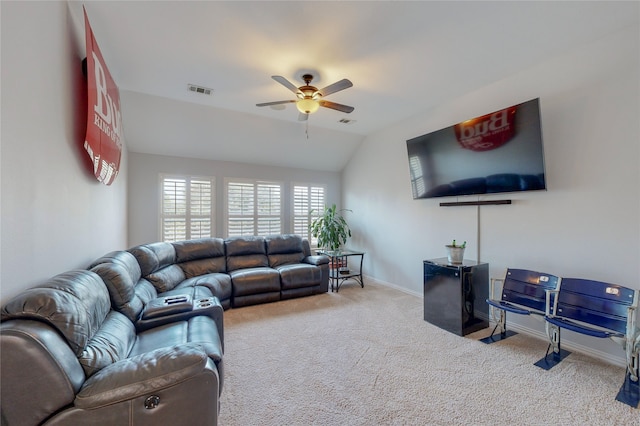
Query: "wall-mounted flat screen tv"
406 98 546 199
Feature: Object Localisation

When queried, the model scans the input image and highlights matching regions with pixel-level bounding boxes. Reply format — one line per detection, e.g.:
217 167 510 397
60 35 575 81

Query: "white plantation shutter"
292 184 326 244
227 180 282 237
161 175 214 242
227 182 255 236
257 183 281 235
293 186 309 238
189 178 213 238
162 178 187 241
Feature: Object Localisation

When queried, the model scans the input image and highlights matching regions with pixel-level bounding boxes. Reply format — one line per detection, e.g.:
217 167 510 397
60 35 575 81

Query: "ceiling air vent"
187 84 213 96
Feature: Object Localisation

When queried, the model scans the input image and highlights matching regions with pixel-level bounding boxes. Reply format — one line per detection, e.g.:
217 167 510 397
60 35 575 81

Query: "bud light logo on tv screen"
406 98 546 199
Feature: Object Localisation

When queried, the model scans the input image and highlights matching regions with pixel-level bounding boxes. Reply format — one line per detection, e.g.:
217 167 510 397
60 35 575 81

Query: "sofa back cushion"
0 270 110 356
266 234 305 267
129 242 176 276
225 236 268 272
90 251 157 322
79 310 136 377
129 242 186 293
173 238 227 278
145 265 187 293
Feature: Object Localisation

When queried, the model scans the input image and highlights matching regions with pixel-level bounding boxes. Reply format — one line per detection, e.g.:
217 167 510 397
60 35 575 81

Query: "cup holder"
195 298 214 309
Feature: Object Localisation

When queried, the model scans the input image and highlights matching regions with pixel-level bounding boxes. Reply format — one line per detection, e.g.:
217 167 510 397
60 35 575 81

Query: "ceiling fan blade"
256 100 296 107
319 100 354 113
318 79 353 97
298 112 309 122
272 76 300 95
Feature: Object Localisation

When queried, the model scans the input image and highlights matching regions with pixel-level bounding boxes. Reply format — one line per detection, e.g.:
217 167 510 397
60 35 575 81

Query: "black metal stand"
319 250 365 292
615 374 640 408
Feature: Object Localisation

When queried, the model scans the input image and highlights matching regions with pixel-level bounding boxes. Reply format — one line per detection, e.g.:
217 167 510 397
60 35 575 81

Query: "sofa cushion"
225 236 266 256
225 236 268 271
89 250 143 283
180 273 232 304
130 316 223 363
265 234 303 254
180 258 227 277
79 310 136 377
146 264 187 293
167 283 212 298
0 270 110 356
229 268 281 296
266 235 306 267
129 242 176 277
269 251 305 268
227 254 269 271
90 251 147 322
173 238 226 264
277 264 322 290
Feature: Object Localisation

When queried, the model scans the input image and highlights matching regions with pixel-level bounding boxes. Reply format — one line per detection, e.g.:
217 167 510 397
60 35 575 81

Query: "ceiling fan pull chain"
306 120 309 139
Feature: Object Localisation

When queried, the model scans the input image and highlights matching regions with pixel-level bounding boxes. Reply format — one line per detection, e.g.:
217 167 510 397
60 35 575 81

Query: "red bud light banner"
84 8 122 185
454 106 517 152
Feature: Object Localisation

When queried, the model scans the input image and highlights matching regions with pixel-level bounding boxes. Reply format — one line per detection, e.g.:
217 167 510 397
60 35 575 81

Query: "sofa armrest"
141 294 193 320
303 255 330 266
75 344 210 409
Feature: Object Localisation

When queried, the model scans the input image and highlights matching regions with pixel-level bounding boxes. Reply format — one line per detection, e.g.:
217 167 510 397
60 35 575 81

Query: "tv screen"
406 98 546 199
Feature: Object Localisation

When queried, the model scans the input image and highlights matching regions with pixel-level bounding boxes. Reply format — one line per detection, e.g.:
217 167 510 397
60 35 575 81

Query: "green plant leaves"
309 204 352 251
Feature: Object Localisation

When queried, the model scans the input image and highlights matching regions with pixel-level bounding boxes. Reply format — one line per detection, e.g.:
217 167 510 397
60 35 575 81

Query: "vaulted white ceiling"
70 1 638 172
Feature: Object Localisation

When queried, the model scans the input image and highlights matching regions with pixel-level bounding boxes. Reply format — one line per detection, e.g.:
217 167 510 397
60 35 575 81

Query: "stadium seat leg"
615 374 640 408
479 321 517 344
480 309 517 344
534 340 571 370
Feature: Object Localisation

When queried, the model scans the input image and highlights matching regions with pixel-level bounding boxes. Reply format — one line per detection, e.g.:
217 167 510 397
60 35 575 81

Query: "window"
292 184 326 245
226 179 282 237
160 175 214 242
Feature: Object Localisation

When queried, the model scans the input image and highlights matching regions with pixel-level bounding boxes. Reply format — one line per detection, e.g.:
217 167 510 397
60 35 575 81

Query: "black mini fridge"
423 258 489 336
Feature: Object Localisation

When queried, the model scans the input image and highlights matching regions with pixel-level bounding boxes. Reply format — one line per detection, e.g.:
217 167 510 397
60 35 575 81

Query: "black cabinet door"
423 260 489 336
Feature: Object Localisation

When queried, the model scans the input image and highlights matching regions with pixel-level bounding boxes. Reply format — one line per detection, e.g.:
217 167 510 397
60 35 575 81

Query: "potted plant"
309 204 352 252
445 240 466 264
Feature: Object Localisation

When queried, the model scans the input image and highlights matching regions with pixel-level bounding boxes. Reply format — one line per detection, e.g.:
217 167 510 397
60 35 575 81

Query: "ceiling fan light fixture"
297 98 320 114
258 74 353 116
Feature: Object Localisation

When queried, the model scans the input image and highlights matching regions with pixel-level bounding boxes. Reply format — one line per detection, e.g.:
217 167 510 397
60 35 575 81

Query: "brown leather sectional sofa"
0 234 329 425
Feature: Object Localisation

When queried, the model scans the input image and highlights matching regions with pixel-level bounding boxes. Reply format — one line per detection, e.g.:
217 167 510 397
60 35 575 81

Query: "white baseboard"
366 276 627 369
364 275 422 298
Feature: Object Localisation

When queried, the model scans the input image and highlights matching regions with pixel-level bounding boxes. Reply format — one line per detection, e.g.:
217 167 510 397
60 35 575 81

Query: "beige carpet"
218 280 639 425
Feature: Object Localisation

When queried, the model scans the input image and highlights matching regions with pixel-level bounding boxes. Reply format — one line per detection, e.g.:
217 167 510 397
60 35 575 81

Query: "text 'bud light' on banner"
84 7 122 185
454 106 517 152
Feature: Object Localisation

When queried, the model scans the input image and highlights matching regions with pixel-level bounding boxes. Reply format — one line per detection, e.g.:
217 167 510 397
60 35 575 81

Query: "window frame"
159 174 215 242
291 183 327 246
224 178 283 237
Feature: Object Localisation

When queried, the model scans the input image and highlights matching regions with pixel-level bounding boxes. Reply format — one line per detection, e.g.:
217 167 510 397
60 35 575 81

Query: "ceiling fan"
256 74 354 121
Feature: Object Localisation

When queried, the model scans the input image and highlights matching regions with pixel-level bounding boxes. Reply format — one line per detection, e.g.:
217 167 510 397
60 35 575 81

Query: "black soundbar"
439 200 512 207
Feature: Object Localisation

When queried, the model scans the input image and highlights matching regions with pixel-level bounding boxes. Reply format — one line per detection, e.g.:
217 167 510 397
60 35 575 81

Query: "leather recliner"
0 270 222 426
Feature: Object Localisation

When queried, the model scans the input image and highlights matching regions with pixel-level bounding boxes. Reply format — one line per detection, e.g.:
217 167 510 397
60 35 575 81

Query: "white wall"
128 152 341 246
343 25 639 362
0 1 128 305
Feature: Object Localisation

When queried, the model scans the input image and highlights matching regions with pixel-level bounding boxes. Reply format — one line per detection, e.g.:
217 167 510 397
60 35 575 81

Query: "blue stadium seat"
534 277 639 408
480 269 560 344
